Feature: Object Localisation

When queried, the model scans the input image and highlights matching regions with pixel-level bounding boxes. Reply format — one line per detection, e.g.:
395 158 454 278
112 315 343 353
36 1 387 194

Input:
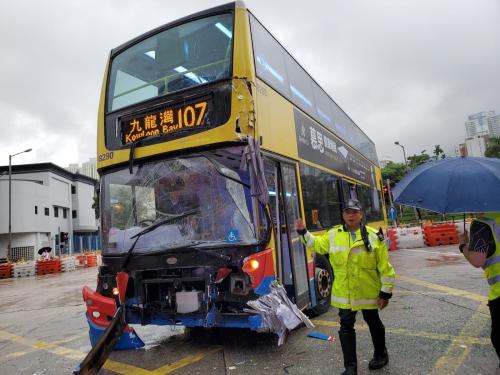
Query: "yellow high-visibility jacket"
476 213 500 301
303 225 396 311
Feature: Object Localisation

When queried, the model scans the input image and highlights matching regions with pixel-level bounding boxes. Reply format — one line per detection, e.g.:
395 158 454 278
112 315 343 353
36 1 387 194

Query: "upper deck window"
249 13 379 165
107 13 233 112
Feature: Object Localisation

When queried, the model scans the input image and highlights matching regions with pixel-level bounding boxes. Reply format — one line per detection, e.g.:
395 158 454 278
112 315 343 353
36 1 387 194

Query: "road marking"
0 329 84 361
0 351 29 364
103 360 158 375
0 333 85 363
398 275 488 303
150 346 222 375
0 329 221 374
312 320 490 346
430 301 490 374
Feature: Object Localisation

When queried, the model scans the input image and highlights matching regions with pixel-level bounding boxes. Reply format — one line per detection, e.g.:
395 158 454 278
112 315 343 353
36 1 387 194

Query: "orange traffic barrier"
86 253 97 267
423 224 458 247
387 228 399 251
76 255 87 267
0 263 13 279
36 259 62 275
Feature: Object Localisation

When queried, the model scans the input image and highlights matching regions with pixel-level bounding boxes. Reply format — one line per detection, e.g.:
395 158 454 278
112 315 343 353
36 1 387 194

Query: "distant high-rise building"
81 158 98 180
65 158 98 180
465 111 496 138
379 159 393 168
488 113 500 137
66 163 80 174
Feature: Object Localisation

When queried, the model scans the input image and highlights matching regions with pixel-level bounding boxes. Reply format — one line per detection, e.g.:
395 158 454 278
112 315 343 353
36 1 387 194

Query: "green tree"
433 145 444 160
485 137 500 158
407 151 431 169
381 162 407 183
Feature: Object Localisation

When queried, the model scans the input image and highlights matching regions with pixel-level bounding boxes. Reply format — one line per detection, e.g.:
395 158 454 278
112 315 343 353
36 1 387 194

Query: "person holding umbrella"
391 156 500 370
459 213 500 369
296 199 396 375
38 247 52 260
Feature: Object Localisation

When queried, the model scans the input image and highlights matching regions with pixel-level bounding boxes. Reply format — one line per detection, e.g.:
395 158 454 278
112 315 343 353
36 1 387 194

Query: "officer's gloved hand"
295 218 306 235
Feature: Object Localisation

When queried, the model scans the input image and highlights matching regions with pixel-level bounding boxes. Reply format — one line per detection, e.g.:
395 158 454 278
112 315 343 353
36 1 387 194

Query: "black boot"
368 329 389 370
363 310 389 370
339 331 357 375
368 348 389 370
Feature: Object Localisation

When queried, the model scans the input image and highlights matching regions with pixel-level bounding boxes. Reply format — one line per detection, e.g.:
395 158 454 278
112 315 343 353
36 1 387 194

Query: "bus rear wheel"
308 254 333 317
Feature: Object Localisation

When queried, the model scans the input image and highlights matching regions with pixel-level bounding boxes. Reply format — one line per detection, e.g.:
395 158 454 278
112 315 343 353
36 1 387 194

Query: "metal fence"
8 246 35 262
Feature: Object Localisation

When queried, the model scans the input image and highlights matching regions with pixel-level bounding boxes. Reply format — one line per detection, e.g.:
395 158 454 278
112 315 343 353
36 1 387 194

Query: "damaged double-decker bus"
75 2 386 373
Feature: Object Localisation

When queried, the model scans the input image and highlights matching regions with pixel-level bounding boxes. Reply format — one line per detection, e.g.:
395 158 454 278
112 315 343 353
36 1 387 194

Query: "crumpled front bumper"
82 286 144 350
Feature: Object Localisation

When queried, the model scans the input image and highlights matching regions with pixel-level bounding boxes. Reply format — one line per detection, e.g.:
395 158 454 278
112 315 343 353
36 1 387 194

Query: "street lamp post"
394 141 407 166
8 148 32 258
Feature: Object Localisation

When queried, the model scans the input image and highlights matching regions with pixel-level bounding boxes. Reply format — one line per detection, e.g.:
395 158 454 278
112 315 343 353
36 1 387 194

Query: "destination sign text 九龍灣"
122 101 208 144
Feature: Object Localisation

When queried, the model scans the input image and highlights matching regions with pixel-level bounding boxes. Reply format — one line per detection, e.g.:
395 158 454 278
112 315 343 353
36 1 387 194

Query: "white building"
488 113 500 137
0 163 98 261
465 135 489 157
465 111 497 138
65 158 98 180
379 159 393 168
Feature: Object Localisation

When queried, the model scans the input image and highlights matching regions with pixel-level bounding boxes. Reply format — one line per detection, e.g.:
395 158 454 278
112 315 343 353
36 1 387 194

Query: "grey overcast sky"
1 0 499 168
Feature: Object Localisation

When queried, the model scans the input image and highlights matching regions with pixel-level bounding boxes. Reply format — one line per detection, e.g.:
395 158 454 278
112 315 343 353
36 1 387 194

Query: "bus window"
108 13 233 112
300 164 342 230
357 184 384 223
249 14 290 99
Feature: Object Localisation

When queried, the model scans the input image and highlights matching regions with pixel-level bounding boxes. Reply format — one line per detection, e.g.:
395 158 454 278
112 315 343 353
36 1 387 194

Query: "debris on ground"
246 280 314 345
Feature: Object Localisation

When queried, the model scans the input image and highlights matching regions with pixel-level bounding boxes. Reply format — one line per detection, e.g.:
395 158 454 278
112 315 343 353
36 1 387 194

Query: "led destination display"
121 100 208 144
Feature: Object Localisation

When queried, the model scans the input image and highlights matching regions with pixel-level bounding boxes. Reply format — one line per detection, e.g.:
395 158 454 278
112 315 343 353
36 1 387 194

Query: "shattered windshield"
101 147 268 255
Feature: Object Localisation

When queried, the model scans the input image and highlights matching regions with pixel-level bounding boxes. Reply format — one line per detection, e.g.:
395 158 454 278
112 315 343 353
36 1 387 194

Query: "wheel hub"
315 267 332 298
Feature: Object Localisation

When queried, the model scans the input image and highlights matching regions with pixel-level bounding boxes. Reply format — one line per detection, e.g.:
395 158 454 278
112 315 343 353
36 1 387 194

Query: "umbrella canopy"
38 247 52 255
392 156 500 214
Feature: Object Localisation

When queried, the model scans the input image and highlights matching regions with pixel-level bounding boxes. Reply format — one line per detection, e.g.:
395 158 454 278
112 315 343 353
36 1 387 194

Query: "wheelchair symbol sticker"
226 229 239 243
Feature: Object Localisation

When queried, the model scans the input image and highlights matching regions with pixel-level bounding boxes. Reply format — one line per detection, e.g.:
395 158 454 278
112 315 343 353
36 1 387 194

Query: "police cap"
343 199 362 211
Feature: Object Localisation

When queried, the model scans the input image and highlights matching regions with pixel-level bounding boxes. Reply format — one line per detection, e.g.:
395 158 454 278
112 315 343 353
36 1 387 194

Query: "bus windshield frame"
100 147 270 256
107 12 234 113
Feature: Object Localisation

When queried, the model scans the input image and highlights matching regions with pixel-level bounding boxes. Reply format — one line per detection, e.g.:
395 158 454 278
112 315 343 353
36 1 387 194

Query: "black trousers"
489 296 500 362
339 308 386 356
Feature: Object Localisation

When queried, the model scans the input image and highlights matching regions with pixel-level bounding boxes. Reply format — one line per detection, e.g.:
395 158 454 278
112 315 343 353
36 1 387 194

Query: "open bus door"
264 158 310 309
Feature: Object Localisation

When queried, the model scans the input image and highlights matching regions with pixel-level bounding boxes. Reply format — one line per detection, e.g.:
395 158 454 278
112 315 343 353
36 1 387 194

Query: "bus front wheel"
308 254 333 317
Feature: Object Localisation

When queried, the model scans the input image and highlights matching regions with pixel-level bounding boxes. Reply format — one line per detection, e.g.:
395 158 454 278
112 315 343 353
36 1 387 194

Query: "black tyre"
308 254 333 317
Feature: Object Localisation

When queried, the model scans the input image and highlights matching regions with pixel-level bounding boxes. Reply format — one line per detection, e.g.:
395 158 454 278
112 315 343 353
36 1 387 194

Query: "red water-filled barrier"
36 259 62 275
423 224 459 246
0 263 13 279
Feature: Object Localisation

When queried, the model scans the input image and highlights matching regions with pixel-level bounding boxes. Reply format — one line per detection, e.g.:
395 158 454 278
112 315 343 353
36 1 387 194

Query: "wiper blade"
119 209 198 271
169 242 231 261
130 209 199 239
191 240 255 248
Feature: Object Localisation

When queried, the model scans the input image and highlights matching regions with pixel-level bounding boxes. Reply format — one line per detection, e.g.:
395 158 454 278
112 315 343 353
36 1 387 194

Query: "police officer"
459 213 500 369
296 199 396 375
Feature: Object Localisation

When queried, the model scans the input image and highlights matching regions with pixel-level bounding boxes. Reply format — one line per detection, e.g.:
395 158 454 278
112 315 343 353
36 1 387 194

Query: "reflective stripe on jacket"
303 224 396 311
476 213 500 301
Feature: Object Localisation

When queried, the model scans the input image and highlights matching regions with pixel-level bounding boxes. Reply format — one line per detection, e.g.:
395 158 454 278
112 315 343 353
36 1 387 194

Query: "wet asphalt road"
0 245 498 375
